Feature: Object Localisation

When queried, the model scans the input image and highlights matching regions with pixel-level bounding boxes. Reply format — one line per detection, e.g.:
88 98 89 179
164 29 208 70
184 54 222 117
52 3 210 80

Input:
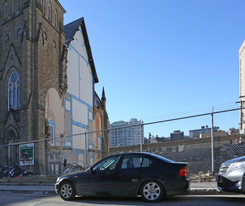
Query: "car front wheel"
140 180 164 202
59 181 76 201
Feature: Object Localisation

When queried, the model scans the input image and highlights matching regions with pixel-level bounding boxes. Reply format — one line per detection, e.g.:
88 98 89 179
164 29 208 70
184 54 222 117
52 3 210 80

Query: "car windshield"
92 155 120 171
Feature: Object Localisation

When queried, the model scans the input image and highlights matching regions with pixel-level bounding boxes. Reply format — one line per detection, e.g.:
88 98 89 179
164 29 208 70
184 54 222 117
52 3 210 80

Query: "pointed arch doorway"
3 128 19 168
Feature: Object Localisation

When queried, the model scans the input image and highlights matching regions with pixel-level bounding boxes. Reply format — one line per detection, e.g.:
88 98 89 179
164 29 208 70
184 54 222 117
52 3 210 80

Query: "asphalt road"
0 193 244 206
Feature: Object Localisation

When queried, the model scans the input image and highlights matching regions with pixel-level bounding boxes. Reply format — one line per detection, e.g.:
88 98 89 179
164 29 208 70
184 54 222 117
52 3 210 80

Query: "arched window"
12 0 16 14
54 10 58 28
8 72 20 110
42 0 45 13
19 0 22 10
4 1 9 19
49 120 56 146
48 2 52 21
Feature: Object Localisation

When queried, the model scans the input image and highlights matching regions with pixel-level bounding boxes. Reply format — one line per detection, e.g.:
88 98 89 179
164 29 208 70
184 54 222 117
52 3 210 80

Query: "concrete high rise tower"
239 41 245 133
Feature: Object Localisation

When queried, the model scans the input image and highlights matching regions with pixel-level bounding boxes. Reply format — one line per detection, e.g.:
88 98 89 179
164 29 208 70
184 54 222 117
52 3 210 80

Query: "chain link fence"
109 107 245 177
0 107 244 179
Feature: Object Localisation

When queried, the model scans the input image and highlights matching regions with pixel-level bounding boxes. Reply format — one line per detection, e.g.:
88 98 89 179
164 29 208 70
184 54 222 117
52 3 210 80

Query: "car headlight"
229 162 245 171
56 177 61 183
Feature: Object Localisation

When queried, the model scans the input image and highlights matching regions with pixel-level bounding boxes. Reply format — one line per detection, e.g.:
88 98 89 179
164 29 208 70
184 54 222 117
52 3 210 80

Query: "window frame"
54 10 58 28
48 120 56 146
8 71 20 111
48 2 52 21
92 155 120 172
12 0 16 14
19 0 22 10
120 154 153 169
4 1 9 20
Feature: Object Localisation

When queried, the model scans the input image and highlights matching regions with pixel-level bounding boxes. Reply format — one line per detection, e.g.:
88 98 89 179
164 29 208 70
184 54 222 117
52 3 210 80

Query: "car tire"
59 181 76 201
140 180 164 202
242 173 245 194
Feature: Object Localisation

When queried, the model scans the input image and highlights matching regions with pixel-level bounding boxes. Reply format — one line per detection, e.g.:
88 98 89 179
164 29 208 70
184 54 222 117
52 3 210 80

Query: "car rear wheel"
59 181 76 201
140 180 164 202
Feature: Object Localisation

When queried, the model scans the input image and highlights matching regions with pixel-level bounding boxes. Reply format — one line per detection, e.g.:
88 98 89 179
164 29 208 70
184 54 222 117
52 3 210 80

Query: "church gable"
1 44 22 81
65 17 99 107
71 25 90 65
64 17 98 84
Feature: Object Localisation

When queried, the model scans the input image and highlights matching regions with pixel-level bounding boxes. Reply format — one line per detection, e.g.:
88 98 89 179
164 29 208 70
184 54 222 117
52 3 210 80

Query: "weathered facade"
0 0 109 175
0 0 67 173
93 88 109 162
62 18 109 168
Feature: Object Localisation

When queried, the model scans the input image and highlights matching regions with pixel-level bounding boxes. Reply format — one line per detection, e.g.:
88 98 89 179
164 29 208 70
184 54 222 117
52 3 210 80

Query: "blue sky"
59 0 243 137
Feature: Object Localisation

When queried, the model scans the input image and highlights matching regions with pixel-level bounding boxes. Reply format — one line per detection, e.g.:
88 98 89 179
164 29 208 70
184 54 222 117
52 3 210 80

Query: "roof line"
55 0 66 13
81 18 98 83
64 17 99 83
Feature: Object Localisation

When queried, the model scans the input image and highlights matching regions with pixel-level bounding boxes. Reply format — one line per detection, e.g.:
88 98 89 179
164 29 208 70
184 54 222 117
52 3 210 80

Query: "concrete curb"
0 189 56 195
0 182 54 186
0 185 56 195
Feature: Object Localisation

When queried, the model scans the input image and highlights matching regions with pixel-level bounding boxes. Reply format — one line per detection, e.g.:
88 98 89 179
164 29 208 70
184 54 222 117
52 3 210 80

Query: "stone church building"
0 0 108 175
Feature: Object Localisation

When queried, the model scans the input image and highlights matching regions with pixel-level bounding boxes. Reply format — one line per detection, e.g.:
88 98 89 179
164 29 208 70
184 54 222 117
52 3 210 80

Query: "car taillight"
179 166 188 177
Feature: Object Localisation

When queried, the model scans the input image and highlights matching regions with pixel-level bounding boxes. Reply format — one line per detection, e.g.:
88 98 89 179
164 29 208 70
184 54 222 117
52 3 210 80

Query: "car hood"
58 170 88 181
223 156 245 165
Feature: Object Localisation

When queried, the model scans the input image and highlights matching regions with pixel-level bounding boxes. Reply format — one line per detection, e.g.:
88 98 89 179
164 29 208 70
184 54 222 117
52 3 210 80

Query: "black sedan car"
217 156 245 194
55 152 189 202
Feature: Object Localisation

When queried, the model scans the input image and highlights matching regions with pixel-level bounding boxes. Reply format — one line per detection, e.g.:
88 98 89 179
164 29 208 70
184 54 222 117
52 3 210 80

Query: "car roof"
114 152 175 163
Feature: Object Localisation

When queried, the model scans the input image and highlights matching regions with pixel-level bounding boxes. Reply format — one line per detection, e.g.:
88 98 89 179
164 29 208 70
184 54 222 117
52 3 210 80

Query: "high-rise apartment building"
109 118 143 147
239 41 245 133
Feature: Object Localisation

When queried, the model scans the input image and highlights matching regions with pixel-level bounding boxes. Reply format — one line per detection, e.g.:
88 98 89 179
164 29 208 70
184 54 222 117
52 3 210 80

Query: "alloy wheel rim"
143 182 161 201
61 184 73 199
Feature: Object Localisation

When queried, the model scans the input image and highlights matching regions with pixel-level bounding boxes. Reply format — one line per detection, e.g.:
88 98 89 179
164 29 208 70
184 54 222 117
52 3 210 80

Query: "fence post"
8 143 10 178
61 134 64 175
43 139 46 176
85 132 87 168
140 124 143 152
211 111 214 174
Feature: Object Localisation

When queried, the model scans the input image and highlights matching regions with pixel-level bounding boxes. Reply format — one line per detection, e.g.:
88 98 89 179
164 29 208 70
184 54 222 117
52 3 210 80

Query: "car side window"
141 157 152 168
120 154 143 169
93 155 120 172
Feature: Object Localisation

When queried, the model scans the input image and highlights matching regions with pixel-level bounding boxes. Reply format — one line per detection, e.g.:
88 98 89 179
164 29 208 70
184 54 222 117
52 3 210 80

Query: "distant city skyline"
60 0 243 137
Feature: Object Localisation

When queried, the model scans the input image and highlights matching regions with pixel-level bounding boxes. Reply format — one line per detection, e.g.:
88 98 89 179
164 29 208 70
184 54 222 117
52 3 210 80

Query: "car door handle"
120 176 130 180
107 170 115 175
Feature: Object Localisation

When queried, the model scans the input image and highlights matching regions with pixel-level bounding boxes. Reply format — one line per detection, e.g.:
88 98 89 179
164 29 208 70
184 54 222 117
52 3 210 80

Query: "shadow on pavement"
71 195 245 205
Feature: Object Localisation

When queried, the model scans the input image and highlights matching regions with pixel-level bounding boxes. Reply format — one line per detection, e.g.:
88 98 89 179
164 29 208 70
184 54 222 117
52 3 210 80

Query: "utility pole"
211 107 214 174
140 122 144 152
236 96 245 132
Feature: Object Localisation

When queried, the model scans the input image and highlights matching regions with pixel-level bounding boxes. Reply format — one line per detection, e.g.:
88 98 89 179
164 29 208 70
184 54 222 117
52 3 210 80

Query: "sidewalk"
0 184 55 195
0 182 230 195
